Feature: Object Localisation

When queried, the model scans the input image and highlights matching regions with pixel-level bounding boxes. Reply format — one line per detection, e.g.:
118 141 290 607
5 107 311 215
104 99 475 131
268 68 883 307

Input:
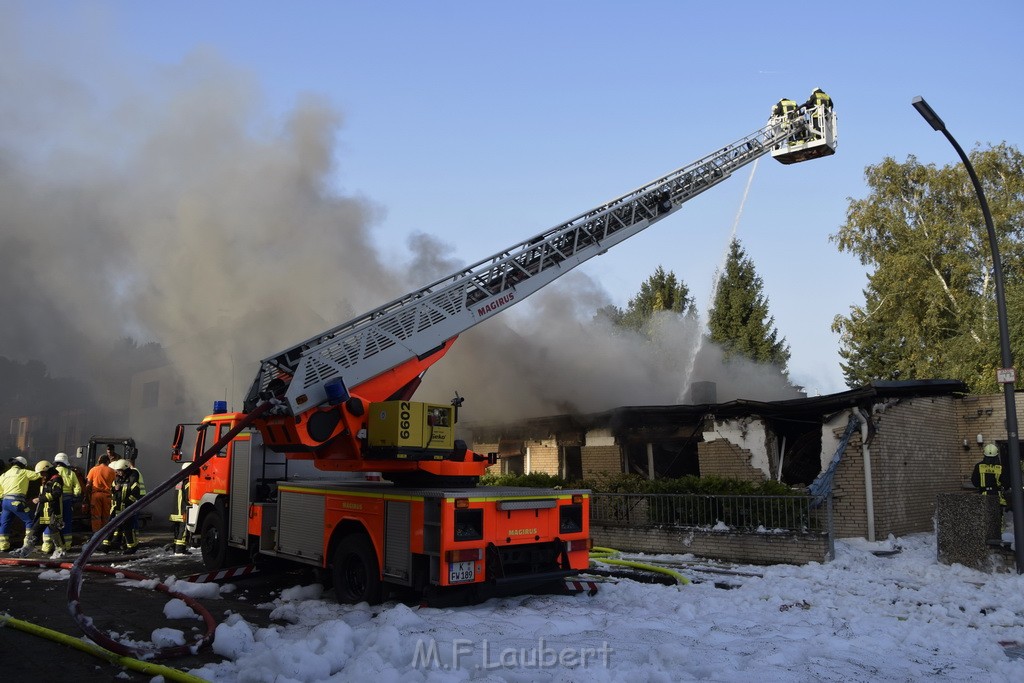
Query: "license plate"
449 561 475 583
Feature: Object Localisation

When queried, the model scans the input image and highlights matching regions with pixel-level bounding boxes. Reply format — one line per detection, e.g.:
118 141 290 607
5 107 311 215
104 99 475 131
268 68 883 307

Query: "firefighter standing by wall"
972 443 1006 506
19 460 66 559
103 459 141 554
970 444 1003 501
0 456 42 552
53 452 81 550
170 462 191 554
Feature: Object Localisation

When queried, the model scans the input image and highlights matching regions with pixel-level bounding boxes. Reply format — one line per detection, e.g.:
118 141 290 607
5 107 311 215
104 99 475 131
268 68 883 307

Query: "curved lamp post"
912 96 1024 573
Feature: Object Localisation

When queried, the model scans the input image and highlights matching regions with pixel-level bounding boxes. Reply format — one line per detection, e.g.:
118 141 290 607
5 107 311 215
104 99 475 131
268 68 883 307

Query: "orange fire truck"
170 97 836 604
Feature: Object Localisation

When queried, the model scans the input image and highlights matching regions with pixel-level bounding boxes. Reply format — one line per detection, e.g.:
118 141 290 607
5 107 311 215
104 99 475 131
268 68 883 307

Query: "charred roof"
467 379 970 441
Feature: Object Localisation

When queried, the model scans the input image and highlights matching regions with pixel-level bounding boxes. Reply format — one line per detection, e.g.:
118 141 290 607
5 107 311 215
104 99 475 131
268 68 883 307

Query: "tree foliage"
601 265 696 335
831 144 1024 391
707 238 790 369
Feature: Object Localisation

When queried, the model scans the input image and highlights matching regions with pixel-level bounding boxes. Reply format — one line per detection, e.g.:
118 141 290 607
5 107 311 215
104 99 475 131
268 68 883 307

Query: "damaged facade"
468 380 1014 543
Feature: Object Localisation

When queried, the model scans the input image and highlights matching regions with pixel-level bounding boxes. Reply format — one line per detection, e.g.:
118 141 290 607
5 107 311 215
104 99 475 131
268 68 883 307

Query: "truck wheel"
199 507 248 570
331 533 382 605
199 509 229 570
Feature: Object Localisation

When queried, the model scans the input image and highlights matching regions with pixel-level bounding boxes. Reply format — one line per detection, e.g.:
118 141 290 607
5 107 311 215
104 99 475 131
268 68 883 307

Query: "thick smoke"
1 13 799 477
0 41 398 415
419 280 802 424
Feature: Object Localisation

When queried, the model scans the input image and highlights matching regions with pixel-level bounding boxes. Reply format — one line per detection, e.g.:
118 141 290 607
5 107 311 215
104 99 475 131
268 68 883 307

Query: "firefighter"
128 450 146 496
0 456 42 552
18 460 65 559
103 459 141 554
770 98 799 142
802 88 833 139
170 462 191 554
771 97 798 121
972 444 1006 506
53 452 82 550
802 87 833 112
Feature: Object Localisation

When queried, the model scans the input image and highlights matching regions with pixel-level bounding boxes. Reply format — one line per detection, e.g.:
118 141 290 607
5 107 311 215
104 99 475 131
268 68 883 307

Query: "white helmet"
109 459 130 471
984 443 999 457
35 460 53 473
12 456 27 467
54 452 70 465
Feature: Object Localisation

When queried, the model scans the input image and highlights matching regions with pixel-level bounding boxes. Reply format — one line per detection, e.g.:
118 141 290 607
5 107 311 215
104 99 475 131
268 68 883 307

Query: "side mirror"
171 424 185 462
75 447 85 459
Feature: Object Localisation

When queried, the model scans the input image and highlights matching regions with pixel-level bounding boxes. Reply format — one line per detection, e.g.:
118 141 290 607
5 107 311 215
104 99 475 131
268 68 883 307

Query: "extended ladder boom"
245 103 836 415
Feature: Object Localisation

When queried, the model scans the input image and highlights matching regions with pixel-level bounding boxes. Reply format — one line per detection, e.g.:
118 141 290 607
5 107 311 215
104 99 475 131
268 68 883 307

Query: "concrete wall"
935 492 1010 571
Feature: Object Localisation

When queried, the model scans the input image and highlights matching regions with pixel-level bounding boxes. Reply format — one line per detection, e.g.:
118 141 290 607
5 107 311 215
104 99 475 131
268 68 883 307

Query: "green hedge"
478 472 569 489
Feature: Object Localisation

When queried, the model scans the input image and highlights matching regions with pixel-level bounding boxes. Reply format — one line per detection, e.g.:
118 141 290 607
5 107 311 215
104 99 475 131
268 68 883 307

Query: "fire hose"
63 400 275 660
0 557 210 683
589 546 691 585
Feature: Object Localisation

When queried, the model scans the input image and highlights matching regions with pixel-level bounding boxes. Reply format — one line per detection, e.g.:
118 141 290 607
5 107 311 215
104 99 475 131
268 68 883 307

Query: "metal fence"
589 492 833 535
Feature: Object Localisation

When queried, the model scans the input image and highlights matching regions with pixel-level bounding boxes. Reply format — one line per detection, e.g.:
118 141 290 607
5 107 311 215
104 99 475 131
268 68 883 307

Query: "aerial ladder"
240 96 837 479
168 96 836 604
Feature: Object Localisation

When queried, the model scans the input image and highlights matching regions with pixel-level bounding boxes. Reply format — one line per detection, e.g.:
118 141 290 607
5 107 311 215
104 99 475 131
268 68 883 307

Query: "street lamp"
912 96 1024 573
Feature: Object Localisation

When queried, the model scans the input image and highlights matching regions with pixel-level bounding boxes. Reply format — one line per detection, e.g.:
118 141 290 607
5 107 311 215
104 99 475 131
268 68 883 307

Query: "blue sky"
14 1 1024 396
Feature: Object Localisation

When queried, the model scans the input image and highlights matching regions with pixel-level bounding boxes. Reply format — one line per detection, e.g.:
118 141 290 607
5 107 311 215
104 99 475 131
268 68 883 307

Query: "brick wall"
591 522 830 565
832 397 962 538
581 445 622 478
956 393 1024 481
697 439 767 482
527 440 559 474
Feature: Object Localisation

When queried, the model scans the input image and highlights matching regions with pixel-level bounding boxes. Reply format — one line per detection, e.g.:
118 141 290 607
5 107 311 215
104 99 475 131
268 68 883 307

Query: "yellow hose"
0 613 209 683
590 547 690 585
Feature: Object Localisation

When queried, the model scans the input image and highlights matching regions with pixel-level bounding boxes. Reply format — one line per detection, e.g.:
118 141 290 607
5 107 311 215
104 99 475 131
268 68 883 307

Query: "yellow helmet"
984 444 999 457
35 460 53 473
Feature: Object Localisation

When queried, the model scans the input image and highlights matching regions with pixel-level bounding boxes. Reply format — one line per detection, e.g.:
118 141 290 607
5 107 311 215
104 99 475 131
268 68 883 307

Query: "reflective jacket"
170 477 189 523
0 466 41 498
56 463 82 498
111 472 141 513
972 456 1005 505
131 467 146 496
36 473 64 524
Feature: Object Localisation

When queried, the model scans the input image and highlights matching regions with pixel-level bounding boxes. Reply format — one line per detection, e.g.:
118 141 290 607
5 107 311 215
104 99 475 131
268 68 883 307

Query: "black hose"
66 400 274 660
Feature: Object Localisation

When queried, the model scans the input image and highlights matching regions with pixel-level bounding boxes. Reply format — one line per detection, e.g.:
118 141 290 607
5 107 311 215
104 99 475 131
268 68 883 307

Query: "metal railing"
589 492 833 535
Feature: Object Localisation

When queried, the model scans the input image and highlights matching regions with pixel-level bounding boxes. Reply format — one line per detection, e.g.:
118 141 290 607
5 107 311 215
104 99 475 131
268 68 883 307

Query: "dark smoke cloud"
1 8 799 467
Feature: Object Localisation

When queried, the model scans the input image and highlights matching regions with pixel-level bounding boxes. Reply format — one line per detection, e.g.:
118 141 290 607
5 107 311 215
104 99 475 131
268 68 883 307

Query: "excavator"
165 94 837 605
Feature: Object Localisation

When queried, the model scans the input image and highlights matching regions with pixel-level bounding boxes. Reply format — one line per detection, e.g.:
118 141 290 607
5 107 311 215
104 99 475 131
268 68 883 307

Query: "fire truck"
170 97 837 604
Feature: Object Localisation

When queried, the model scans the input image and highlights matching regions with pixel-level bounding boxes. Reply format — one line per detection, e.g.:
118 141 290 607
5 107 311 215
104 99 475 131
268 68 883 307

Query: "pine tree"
707 238 790 369
603 266 696 336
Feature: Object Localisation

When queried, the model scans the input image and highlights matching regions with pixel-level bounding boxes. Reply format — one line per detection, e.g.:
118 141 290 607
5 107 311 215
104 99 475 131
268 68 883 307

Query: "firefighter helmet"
109 459 130 471
984 444 999 457
35 460 52 473
11 456 27 467
53 452 70 465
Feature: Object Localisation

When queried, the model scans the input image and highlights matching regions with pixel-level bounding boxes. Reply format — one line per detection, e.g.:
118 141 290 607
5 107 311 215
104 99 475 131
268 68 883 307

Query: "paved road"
0 525 310 682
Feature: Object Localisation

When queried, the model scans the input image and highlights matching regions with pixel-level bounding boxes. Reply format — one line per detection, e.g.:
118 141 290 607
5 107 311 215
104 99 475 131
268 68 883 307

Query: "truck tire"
199 507 247 570
331 533 382 605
